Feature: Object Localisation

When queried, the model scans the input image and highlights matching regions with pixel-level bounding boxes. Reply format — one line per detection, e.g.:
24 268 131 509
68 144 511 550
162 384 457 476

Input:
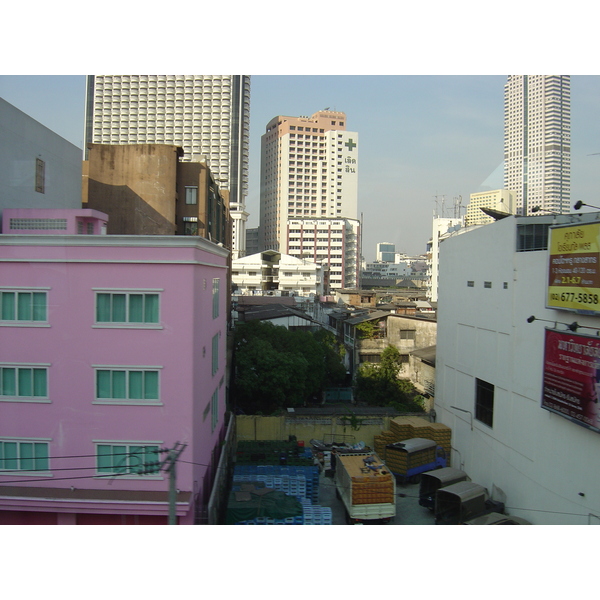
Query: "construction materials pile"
375 416 452 463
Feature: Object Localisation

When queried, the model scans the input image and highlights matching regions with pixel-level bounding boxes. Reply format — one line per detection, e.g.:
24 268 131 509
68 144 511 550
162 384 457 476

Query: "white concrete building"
0 98 82 223
465 189 514 226
232 250 324 297
84 75 251 258
258 110 359 282
426 217 467 302
504 75 571 216
286 217 360 290
376 242 395 262
435 212 600 524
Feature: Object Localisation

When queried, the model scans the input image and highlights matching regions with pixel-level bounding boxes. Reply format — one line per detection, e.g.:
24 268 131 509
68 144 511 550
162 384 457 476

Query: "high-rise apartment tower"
259 110 360 289
84 75 251 257
503 75 571 215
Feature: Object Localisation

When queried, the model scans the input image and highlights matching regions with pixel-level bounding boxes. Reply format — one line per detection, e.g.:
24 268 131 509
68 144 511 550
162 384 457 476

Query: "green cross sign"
345 138 357 151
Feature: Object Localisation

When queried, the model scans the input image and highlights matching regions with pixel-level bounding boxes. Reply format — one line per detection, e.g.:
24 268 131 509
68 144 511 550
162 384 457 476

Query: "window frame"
212 278 220 319
93 289 162 329
0 437 51 474
0 363 50 403
93 365 162 405
94 440 162 477
0 288 49 327
212 333 219 376
475 378 495 428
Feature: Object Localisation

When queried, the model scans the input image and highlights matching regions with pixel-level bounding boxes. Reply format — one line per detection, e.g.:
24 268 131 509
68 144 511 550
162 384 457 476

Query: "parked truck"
384 438 447 484
334 452 396 524
419 467 468 509
434 481 505 524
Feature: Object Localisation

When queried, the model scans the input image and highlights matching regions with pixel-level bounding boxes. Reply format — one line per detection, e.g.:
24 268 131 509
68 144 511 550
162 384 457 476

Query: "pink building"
0 210 229 524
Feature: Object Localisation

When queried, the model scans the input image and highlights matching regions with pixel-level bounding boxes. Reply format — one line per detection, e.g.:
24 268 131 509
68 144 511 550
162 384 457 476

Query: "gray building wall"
0 98 82 226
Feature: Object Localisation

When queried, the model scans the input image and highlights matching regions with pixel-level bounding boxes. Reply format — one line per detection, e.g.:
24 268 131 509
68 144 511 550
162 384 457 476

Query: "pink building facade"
0 214 229 524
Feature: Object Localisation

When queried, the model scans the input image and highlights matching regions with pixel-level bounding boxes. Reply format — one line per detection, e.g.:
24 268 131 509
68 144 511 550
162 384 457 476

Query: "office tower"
259 110 360 288
504 75 570 215
84 75 250 257
376 242 396 262
465 189 514 226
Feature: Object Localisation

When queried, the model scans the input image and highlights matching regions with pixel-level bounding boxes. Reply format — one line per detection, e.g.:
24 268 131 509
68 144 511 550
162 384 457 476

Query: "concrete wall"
435 215 600 524
0 98 82 224
236 414 399 448
86 144 179 234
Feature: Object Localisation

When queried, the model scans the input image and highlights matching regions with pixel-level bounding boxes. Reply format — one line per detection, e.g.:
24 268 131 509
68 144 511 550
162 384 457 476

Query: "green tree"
232 321 346 414
354 345 425 412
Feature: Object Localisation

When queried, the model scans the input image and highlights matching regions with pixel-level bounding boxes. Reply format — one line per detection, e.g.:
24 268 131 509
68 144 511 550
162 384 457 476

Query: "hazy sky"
2 74 599 260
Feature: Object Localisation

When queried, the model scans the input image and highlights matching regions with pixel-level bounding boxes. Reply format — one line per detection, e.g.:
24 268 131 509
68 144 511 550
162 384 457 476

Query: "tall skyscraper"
259 110 360 288
84 75 250 257
503 75 571 215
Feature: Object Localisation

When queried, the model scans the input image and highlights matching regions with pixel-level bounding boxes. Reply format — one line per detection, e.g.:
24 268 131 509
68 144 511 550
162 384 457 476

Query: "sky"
2 73 600 260
0 75 600 261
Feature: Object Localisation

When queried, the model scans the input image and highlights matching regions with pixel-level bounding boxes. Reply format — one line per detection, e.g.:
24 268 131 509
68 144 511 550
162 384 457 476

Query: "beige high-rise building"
84 75 250 258
504 75 571 215
465 189 514 226
259 110 360 289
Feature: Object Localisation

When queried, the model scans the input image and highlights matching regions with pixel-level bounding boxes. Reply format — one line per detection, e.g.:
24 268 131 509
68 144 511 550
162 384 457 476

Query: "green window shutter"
129 294 144 323
18 368 33 397
1 292 15 320
97 370 111 398
144 294 159 323
113 445 127 473
32 293 46 321
20 442 34 470
1 368 16 396
17 293 32 321
4 442 18 470
112 294 127 322
112 371 126 399
145 446 160 473
97 445 112 472
129 445 144 474
33 369 47 397
34 443 49 471
144 371 159 399
128 371 143 399
96 293 111 322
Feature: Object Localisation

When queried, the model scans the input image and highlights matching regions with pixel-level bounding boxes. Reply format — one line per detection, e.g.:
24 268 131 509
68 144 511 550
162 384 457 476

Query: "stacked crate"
374 430 396 459
384 442 436 475
428 422 452 459
350 472 395 505
376 416 452 466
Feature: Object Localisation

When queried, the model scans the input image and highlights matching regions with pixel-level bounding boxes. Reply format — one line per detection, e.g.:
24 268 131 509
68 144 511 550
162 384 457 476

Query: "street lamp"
574 201 600 211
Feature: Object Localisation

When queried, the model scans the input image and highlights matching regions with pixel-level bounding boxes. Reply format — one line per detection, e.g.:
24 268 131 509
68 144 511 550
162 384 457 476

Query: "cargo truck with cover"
419 467 468 509
383 438 447 483
334 452 396 524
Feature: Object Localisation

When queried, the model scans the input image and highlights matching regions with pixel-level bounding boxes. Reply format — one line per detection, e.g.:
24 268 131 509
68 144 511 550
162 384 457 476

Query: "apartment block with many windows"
504 75 571 215
0 210 229 524
259 111 360 288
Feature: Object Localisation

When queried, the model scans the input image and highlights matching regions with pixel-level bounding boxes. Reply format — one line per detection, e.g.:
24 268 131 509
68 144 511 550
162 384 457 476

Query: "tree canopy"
354 345 425 412
232 321 346 414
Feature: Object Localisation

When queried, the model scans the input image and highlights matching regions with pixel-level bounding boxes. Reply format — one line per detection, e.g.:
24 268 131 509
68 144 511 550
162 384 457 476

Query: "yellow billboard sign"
547 222 600 313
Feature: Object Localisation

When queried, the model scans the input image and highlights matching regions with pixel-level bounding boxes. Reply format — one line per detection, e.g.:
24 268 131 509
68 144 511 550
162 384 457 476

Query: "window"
35 158 45 193
475 378 494 428
96 443 161 475
399 330 416 340
95 291 159 325
517 223 549 251
212 333 219 375
1 290 47 323
211 388 219 431
360 354 381 364
95 367 160 404
0 439 49 471
212 278 220 319
185 186 198 205
0 365 48 401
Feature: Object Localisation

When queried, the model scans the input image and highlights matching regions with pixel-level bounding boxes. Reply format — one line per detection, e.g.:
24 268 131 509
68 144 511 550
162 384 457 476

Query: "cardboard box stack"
375 416 452 465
